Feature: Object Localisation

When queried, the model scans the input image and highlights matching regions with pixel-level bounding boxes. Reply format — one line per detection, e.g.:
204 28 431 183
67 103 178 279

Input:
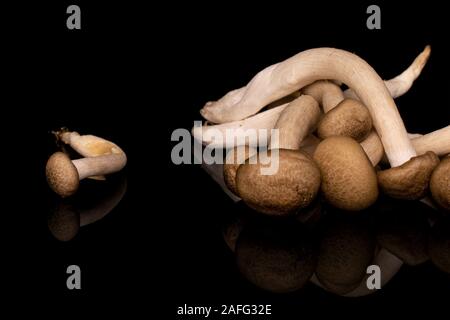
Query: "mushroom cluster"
46 129 127 197
194 46 450 214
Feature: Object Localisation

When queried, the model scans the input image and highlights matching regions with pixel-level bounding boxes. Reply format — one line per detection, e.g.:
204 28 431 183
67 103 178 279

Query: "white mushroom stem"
269 95 321 150
360 126 450 165
344 45 431 100
412 125 450 156
360 131 385 166
203 48 415 166
196 49 428 148
72 154 127 180
302 81 344 112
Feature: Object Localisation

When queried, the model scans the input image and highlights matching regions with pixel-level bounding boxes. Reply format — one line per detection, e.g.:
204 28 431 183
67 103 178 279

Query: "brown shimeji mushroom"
378 151 439 200
46 130 127 197
313 136 379 211
235 95 321 216
317 99 373 142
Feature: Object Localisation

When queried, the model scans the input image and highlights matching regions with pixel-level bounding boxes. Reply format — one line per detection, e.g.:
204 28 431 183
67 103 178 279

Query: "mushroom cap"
377 151 440 200
313 136 379 211
223 146 258 196
430 156 450 210
236 149 321 216
317 99 372 142
46 152 80 197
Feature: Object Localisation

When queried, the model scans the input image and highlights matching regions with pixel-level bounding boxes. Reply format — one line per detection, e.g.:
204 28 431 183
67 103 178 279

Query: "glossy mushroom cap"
236 150 321 216
317 99 373 142
377 151 440 200
430 156 450 210
46 152 80 198
313 136 378 211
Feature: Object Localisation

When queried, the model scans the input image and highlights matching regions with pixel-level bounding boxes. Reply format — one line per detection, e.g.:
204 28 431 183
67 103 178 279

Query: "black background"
4 1 449 317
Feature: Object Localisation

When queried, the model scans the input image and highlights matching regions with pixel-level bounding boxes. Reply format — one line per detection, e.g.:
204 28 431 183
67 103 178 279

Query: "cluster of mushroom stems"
194 45 449 213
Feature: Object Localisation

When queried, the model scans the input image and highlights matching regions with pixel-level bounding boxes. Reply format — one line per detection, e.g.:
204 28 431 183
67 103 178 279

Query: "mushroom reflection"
47 175 127 241
374 198 432 266
314 210 376 295
429 216 450 274
235 218 316 293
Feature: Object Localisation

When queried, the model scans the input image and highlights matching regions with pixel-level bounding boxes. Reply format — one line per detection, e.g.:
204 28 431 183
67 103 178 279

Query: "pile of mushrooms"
46 129 127 197
194 46 450 214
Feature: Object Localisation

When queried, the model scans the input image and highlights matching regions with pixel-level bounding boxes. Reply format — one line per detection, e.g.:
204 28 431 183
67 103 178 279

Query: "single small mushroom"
47 130 127 197
236 95 321 216
46 151 127 197
377 151 440 200
317 98 373 141
430 156 450 210
313 136 379 211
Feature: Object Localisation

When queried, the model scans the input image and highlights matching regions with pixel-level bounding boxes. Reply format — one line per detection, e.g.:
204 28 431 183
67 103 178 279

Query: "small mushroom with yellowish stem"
46 130 127 197
317 98 373 141
313 136 379 211
430 156 450 210
236 95 321 216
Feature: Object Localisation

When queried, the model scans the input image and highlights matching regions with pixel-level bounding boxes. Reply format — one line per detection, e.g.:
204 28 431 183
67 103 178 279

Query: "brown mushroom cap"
223 146 258 196
430 156 450 210
317 99 372 142
46 152 80 198
377 151 440 200
236 149 321 216
313 136 379 211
